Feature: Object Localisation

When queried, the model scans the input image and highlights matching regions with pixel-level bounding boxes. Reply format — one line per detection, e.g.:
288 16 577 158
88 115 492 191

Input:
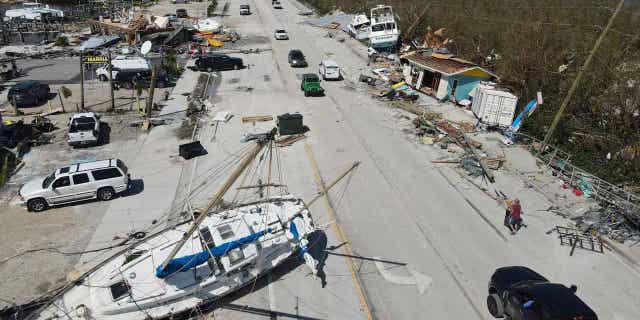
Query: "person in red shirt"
509 199 523 234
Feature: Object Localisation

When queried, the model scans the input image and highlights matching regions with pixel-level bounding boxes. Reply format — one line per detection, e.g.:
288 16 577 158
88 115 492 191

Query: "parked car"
195 54 243 72
164 13 178 22
300 73 324 97
176 8 188 18
318 60 342 80
114 70 169 89
19 159 130 212
8 81 50 107
67 112 100 147
172 0 189 3
274 29 289 40
272 1 282 9
240 4 251 15
487 266 598 320
288 49 307 67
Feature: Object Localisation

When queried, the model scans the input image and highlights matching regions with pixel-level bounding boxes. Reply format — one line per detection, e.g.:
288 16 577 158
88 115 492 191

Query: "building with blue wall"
402 51 497 103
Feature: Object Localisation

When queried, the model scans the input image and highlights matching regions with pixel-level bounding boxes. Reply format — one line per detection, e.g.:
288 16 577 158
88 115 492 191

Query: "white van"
95 57 150 81
319 60 342 80
19 159 130 212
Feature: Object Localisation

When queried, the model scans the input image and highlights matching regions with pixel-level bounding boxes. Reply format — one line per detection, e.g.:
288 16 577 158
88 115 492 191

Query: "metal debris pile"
573 208 640 244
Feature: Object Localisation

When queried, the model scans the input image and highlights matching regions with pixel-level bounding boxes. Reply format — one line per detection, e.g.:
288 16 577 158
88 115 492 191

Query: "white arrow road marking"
374 256 433 294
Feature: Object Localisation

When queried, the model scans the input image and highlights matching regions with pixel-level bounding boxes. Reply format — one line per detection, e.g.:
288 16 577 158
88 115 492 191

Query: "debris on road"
573 207 640 244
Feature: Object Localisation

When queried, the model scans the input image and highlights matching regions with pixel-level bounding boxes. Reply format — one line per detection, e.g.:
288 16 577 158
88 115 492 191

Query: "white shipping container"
471 84 517 127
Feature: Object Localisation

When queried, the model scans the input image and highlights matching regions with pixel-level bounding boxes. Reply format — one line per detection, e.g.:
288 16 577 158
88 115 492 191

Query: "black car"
288 49 307 67
195 54 243 72
8 81 50 107
176 9 188 18
114 70 169 89
487 266 598 320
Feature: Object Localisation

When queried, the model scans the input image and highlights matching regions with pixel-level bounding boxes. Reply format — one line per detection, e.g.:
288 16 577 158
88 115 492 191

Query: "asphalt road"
198 0 640 319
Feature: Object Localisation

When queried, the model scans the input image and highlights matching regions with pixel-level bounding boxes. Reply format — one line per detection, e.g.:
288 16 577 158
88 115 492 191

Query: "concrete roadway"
190 0 640 319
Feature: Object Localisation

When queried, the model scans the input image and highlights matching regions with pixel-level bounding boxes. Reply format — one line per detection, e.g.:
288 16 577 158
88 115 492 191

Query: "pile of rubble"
573 207 640 244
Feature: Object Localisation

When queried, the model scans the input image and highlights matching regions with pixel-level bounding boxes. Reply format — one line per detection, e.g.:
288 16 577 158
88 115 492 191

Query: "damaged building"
401 51 497 103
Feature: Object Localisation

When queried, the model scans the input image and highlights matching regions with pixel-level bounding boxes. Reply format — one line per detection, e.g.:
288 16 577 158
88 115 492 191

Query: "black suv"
176 9 188 18
488 266 598 320
8 81 50 107
288 49 307 67
195 54 243 72
114 70 169 89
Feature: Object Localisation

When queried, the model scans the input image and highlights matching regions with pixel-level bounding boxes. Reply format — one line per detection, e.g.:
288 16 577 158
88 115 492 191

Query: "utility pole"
539 0 625 151
146 64 158 119
108 50 115 111
79 50 85 110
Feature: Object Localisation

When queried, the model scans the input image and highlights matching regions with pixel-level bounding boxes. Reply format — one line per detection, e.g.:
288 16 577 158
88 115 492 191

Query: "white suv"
19 159 130 212
319 60 342 80
68 112 101 147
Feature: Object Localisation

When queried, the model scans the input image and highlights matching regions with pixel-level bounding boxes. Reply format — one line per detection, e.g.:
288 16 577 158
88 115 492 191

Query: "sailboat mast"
159 135 270 271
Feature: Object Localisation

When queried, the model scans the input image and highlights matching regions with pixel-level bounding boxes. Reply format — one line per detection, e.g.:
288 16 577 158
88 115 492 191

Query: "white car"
274 29 289 40
18 159 130 212
68 112 101 147
319 60 342 80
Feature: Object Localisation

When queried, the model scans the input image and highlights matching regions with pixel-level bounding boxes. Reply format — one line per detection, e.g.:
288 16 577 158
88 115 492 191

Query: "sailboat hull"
30 196 315 320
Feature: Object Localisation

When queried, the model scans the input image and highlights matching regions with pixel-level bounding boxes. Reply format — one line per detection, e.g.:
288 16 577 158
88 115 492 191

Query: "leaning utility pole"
539 0 625 151
79 50 85 110
108 50 115 111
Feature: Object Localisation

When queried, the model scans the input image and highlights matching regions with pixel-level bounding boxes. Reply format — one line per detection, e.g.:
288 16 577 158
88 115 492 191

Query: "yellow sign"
83 56 108 64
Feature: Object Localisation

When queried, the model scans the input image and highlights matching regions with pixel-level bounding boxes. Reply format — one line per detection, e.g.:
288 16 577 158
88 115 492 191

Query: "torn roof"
403 52 498 78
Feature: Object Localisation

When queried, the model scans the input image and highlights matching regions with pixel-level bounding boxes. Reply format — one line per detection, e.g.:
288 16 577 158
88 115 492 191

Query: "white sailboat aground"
23 129 334 320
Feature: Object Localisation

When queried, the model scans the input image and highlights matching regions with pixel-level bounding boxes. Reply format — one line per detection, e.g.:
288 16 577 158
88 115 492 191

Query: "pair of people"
504 198 523 235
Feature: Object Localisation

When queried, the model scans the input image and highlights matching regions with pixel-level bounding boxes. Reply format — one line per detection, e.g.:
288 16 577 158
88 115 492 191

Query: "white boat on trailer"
22 129 356 320
368 5 400 51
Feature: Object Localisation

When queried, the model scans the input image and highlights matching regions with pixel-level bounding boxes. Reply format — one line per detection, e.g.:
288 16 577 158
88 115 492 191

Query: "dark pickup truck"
487 266 598 320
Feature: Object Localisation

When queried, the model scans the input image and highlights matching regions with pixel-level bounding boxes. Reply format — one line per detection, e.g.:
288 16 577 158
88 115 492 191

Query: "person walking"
503 199 513 228
509 199 523 235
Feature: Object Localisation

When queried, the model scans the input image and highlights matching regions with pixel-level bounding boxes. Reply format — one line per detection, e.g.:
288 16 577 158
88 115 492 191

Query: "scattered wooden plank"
40 107 63 117
241 115 273 123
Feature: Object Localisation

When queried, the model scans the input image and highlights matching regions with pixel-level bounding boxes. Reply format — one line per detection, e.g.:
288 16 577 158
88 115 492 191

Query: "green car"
300 73 324 97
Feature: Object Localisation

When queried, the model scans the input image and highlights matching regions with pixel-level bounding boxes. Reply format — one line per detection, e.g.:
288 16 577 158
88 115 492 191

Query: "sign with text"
82 56 108 64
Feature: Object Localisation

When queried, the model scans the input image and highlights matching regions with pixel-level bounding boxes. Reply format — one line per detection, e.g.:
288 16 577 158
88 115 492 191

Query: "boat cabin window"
200 227 215 249
217 224 235 240
386 23 395 30
109 280 130 300
228 248 245 265
371 24 384 32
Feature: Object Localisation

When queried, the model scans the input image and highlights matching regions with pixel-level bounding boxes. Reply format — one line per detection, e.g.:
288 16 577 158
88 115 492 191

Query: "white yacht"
23 130 325 320
347 13 370 40
4 2 64 21
368 5 400 51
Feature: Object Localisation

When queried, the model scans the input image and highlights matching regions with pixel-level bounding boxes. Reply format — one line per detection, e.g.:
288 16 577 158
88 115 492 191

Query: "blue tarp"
156 228 271 278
